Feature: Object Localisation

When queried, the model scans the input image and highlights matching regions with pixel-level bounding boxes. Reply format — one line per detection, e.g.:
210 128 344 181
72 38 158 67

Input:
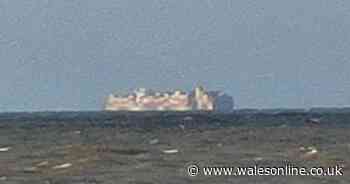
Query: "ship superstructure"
104 86 233 112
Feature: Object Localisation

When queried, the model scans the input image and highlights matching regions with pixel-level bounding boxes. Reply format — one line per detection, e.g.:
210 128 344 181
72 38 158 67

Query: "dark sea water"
1 111 350 127
0 111 349 184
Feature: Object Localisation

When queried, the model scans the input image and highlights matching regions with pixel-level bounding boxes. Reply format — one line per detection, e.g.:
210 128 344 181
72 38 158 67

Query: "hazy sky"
1 0 350 111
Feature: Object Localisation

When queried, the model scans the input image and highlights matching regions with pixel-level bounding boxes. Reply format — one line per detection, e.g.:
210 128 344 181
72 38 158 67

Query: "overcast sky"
1 0 350 111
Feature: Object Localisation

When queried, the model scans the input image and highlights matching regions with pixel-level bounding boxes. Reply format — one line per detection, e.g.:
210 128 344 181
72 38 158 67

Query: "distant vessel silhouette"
104 86 233 112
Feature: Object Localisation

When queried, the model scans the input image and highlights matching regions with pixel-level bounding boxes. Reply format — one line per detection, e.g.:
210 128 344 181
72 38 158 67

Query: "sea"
0 110 349 183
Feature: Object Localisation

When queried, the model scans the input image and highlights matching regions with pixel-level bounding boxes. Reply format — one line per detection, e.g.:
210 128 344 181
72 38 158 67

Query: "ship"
104 86 234 112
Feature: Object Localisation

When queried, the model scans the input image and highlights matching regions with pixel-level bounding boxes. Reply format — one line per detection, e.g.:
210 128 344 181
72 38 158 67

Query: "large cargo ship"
104 86 233 112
